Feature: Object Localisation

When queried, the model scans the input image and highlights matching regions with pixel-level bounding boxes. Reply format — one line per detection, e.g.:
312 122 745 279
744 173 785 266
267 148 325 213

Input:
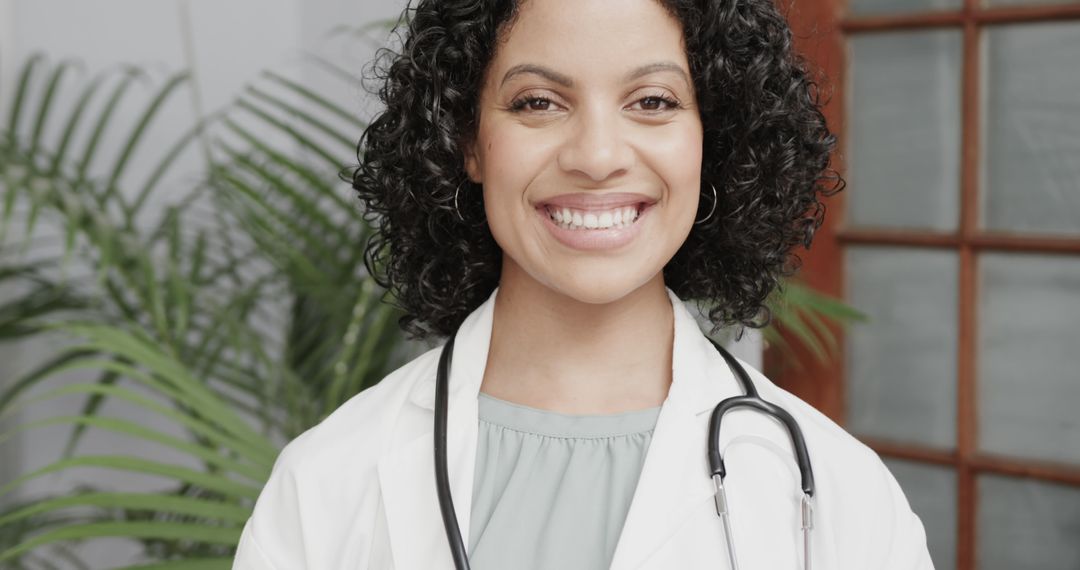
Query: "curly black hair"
344 0 843 341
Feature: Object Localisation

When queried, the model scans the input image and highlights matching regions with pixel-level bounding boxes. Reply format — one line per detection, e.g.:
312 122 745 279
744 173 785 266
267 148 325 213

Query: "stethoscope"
433 327 816 570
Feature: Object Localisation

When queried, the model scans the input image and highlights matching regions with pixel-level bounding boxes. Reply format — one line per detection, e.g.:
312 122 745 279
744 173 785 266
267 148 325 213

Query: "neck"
479 266 674 415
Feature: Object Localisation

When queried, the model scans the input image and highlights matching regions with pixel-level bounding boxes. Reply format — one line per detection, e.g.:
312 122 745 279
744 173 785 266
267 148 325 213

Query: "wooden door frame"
767 1 1080 568
765 0 848 425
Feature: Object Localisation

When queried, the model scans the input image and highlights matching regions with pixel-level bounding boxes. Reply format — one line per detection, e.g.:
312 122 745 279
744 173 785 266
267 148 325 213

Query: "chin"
498 243 670 306
541 270 661 306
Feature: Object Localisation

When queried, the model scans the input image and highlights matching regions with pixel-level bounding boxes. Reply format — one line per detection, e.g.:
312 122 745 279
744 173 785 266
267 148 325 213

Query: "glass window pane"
978 474 1080 570
982 22 1080 235
978 252 1080 464
847 30 962 231
848 0 962 17
883 458 957 570
846 246 957 449
985 0 1079 9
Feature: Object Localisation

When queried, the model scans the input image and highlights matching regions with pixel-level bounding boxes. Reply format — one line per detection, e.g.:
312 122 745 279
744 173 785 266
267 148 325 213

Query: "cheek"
479 133 530 231
653 128 704 209
477 124 536 184
670 123 704 174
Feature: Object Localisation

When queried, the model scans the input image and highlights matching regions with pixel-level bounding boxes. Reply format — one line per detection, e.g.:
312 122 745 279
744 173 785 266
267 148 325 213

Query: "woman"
233 0 934 568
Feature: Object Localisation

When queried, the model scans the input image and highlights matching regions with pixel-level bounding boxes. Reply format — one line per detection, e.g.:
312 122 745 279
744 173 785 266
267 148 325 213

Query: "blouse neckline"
477 392 662 439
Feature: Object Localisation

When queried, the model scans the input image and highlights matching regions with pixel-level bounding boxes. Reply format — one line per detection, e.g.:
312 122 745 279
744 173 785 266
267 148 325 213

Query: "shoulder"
276 342 443 476
737 359 935 569
235 343 445 568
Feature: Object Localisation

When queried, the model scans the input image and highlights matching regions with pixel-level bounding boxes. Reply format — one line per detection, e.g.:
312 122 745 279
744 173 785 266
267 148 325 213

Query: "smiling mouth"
542 202 651 230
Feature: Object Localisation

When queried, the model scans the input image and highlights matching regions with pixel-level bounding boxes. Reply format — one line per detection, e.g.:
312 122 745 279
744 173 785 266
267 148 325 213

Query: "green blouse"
468 392 662 569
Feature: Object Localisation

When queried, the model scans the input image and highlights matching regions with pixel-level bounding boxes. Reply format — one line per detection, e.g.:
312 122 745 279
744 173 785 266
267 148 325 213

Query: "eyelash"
508 93 682 114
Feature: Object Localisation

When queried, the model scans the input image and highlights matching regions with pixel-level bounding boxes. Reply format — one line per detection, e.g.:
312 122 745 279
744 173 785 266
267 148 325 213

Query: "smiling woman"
464 0 704 316
231 0 934 569
349 0 841 345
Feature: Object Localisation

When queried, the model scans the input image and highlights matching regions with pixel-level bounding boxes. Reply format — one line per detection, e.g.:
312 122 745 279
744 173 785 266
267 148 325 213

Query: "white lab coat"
233 286 935 569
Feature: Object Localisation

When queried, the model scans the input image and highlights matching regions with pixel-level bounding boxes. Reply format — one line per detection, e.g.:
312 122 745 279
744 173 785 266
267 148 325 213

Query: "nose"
556 103 635 183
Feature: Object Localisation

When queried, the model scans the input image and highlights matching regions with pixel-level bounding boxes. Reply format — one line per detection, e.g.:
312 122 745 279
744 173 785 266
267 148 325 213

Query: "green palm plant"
0 48 411 568
762 279 865 369
0 39 862 569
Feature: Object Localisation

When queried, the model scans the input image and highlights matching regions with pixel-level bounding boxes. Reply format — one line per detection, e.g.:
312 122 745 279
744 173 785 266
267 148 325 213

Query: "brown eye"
510 96 556 113
640 97 665 110
635 95 681 113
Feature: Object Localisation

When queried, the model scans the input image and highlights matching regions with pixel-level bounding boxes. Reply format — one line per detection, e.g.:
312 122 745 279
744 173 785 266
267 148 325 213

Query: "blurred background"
0 0 1077 568
774 0 1080 568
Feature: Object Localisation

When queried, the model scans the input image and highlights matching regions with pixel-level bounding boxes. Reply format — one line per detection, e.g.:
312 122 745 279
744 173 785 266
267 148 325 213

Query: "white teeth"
548 205 641 230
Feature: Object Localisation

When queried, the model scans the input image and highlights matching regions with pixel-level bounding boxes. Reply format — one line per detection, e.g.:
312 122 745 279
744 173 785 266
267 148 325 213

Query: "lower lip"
536 203 654 251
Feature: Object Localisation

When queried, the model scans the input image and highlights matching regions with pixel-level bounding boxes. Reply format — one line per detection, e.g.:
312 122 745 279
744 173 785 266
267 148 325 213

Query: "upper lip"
537 192 658 211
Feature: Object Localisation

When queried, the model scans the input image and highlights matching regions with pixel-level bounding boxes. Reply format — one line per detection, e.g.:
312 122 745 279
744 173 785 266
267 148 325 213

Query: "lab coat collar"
378 285 743 569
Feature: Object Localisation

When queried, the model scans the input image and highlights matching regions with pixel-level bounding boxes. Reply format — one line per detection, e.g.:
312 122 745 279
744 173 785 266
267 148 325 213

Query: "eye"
633 93 682 113
508 95 560 113
506 92 683 114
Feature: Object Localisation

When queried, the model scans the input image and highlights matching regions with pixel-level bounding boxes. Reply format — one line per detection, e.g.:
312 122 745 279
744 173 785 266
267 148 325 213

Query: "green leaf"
0 455 262 503
232 98 341 171
5 53 46 139
0 521 243 562
49 71 109 176
128 110 221 221
0 492 252 529
50 324 276 453
28 59 82 162
73 66 145 195
0 415 269 484
261 68 367 130
115 558 235 570
0 379 275 470
102 71 190 204
243 85 354 149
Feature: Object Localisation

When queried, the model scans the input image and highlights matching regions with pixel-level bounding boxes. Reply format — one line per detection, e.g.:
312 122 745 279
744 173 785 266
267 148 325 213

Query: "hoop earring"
694 182 718 225
453 180 467 223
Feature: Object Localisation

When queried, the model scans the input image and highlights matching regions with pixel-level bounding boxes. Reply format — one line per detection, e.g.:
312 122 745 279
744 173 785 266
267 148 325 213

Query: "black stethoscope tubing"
706 338 815 497
434 326 815 570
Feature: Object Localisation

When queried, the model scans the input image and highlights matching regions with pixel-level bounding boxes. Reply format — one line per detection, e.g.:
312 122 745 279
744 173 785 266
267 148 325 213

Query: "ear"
462 138 483 184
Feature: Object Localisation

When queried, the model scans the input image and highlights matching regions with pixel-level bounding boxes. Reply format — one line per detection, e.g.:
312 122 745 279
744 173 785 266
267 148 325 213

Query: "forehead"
490 0 688 84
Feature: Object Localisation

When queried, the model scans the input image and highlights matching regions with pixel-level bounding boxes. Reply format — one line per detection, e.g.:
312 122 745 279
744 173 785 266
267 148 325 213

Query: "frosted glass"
846 247 958 449
982 22 1080 235
883 458 957 570
848 0 962 16
978 253 1080 465
847 30 962 231
986 0 1080 8
979 474 1080 570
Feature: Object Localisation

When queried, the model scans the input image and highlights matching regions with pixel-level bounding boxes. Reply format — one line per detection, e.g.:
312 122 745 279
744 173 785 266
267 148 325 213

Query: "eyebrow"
499 61 691 88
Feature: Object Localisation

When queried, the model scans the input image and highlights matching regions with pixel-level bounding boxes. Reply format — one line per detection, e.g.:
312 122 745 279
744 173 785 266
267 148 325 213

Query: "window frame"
767 0 1080 567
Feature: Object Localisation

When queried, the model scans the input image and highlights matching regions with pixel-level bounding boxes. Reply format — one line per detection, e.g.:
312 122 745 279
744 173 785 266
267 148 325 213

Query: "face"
463 0 704 306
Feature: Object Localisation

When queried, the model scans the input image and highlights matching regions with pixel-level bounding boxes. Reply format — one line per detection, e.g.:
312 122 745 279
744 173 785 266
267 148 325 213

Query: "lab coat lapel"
376 286 742 570
376 287 497 570
608 288 742 570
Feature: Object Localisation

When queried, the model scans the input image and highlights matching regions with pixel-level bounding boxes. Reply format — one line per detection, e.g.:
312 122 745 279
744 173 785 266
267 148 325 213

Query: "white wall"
0 2 13 95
